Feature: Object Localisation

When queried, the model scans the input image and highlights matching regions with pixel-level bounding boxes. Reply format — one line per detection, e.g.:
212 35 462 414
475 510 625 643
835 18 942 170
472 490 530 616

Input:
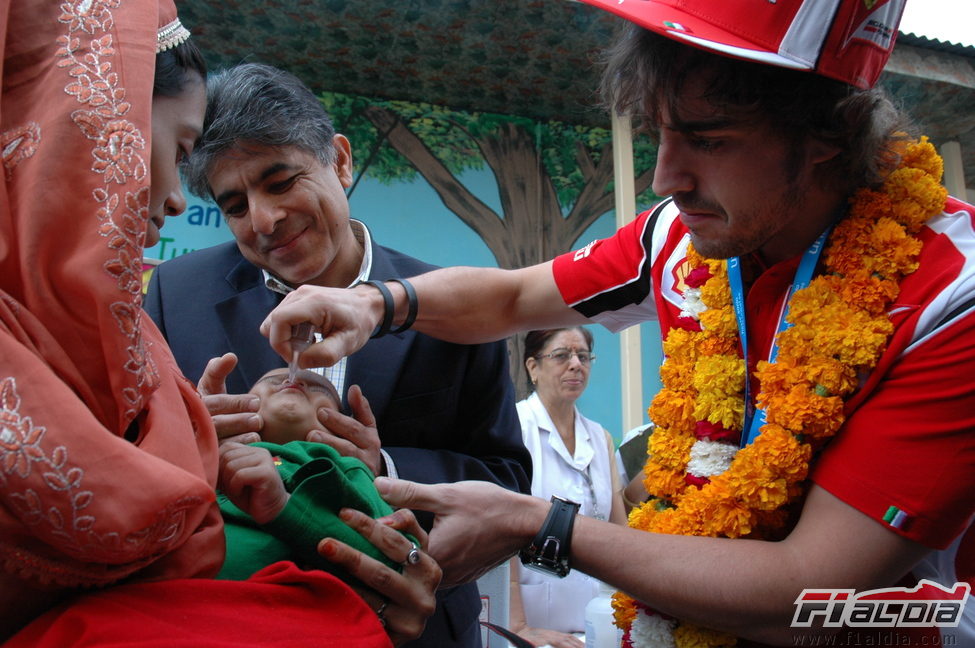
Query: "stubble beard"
685 181 804 261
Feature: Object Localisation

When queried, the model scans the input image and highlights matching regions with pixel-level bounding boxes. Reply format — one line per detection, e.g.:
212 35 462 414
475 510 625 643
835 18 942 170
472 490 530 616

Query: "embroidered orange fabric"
0 0 222 604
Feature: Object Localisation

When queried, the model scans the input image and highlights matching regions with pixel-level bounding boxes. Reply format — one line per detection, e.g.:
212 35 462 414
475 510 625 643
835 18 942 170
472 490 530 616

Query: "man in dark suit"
144 63 531 648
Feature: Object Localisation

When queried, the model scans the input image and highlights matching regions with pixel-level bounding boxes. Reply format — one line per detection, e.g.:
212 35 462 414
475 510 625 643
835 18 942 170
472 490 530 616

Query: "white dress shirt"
515 392 616 633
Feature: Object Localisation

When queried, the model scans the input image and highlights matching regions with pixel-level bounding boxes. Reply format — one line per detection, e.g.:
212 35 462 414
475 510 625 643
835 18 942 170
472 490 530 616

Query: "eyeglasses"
536 349 595 365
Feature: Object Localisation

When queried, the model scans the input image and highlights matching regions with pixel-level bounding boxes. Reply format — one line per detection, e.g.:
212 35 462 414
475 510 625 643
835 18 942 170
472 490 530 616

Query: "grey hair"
184 63 338 198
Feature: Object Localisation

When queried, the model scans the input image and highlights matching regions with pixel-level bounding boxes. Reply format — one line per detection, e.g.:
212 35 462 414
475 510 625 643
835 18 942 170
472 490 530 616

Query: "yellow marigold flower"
693 354 745 396
701 274 732 309
686 242 704 267
664 328 702 363
705 258 726 279
650 428 695 471
826 315 893 368
674 623 737 648
694 393 744 430
699 306 738 338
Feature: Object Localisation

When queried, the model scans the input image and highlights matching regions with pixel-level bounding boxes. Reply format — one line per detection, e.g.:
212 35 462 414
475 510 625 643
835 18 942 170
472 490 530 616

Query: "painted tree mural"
321 92 660 396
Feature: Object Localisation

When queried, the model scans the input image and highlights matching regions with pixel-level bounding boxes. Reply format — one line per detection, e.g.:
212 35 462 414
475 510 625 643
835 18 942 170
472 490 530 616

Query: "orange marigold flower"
865 217 922 276
643 460 689 500
612 591 637 629
756 359 811 397
699 336 740 357
901 136 943 180
627 497 661 530
650 390 697 431
649 507 697 535
821 273 900 317
751 425 811 483
661 360 696 391
827 215 876 271
687 481 754 537
884 169 947 233
764 388 845 441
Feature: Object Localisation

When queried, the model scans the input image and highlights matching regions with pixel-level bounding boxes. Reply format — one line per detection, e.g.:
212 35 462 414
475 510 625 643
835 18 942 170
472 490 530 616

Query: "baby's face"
249 369 341 445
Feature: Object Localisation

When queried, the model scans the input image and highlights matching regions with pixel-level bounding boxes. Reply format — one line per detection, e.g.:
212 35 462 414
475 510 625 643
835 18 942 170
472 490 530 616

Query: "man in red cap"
259 1 975 645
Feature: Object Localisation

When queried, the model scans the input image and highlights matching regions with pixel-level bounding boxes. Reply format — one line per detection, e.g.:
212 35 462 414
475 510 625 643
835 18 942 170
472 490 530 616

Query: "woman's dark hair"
600 26 913 192
153 38 207 98
523 327 595 387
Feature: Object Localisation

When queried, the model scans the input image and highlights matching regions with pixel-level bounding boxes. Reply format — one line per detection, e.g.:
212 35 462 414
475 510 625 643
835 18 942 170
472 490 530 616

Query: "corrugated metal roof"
898 31 975 59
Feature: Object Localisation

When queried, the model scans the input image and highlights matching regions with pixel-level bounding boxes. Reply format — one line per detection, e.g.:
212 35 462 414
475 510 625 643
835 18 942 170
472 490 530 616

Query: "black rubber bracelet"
519 495 579 578
388 278 418 334
364 280 394 338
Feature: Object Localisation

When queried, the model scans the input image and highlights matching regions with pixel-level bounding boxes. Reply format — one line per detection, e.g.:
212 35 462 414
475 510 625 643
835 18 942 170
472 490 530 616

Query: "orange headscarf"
0 0 223 601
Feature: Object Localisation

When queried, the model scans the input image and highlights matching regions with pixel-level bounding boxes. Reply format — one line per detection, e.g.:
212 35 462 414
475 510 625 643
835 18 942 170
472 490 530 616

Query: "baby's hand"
218 442 290 524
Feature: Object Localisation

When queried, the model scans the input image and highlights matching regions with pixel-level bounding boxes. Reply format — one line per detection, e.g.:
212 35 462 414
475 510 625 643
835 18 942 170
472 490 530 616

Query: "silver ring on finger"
403 541 421 566
375 600 388 627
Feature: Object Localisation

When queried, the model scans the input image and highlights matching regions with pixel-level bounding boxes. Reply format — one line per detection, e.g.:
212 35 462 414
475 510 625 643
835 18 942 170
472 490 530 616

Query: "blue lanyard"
726 226 832 448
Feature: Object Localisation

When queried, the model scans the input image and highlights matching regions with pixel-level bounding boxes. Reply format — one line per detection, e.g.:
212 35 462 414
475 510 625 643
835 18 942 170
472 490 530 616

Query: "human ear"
807 137 841 166
525 357 538 384
332 134 354 187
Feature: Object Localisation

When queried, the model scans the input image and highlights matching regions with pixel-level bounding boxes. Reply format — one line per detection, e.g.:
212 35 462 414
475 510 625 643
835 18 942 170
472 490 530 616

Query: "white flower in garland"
679 286 706 320
630 609 677 647
686 439 738 478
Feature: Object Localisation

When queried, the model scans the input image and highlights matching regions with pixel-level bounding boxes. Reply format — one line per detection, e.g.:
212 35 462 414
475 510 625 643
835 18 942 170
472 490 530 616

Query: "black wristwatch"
519 495 580 578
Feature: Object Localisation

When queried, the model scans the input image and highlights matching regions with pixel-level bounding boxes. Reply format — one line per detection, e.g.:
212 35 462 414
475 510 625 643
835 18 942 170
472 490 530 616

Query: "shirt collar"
263 219 373 295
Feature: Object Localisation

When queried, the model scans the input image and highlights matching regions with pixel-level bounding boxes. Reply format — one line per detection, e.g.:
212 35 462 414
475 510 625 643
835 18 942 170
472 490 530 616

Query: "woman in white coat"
509 327 627 648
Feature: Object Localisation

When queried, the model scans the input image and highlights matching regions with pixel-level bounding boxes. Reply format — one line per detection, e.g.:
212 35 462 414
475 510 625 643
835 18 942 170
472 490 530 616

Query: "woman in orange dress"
0 2 436 645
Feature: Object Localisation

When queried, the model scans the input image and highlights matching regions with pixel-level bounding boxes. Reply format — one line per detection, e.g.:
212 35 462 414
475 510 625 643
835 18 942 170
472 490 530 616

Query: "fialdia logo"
792 580 970 629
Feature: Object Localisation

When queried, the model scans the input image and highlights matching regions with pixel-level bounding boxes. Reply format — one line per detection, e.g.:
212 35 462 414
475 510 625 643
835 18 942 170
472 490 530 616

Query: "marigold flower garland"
614 137 947 648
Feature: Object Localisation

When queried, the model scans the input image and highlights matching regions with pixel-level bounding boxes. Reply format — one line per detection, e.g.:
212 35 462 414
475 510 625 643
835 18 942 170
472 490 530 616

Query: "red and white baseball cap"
579 0 907 89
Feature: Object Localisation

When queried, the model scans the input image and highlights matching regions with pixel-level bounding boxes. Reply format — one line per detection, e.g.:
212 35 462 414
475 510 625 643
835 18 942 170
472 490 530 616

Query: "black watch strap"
519 495 580 578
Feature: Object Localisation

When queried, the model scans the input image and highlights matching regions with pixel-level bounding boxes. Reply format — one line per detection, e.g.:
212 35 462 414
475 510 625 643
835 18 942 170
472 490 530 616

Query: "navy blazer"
145 239 531 648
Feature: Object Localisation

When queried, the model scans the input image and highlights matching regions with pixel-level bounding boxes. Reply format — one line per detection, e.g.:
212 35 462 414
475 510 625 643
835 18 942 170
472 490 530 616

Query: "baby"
217 368 410 580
